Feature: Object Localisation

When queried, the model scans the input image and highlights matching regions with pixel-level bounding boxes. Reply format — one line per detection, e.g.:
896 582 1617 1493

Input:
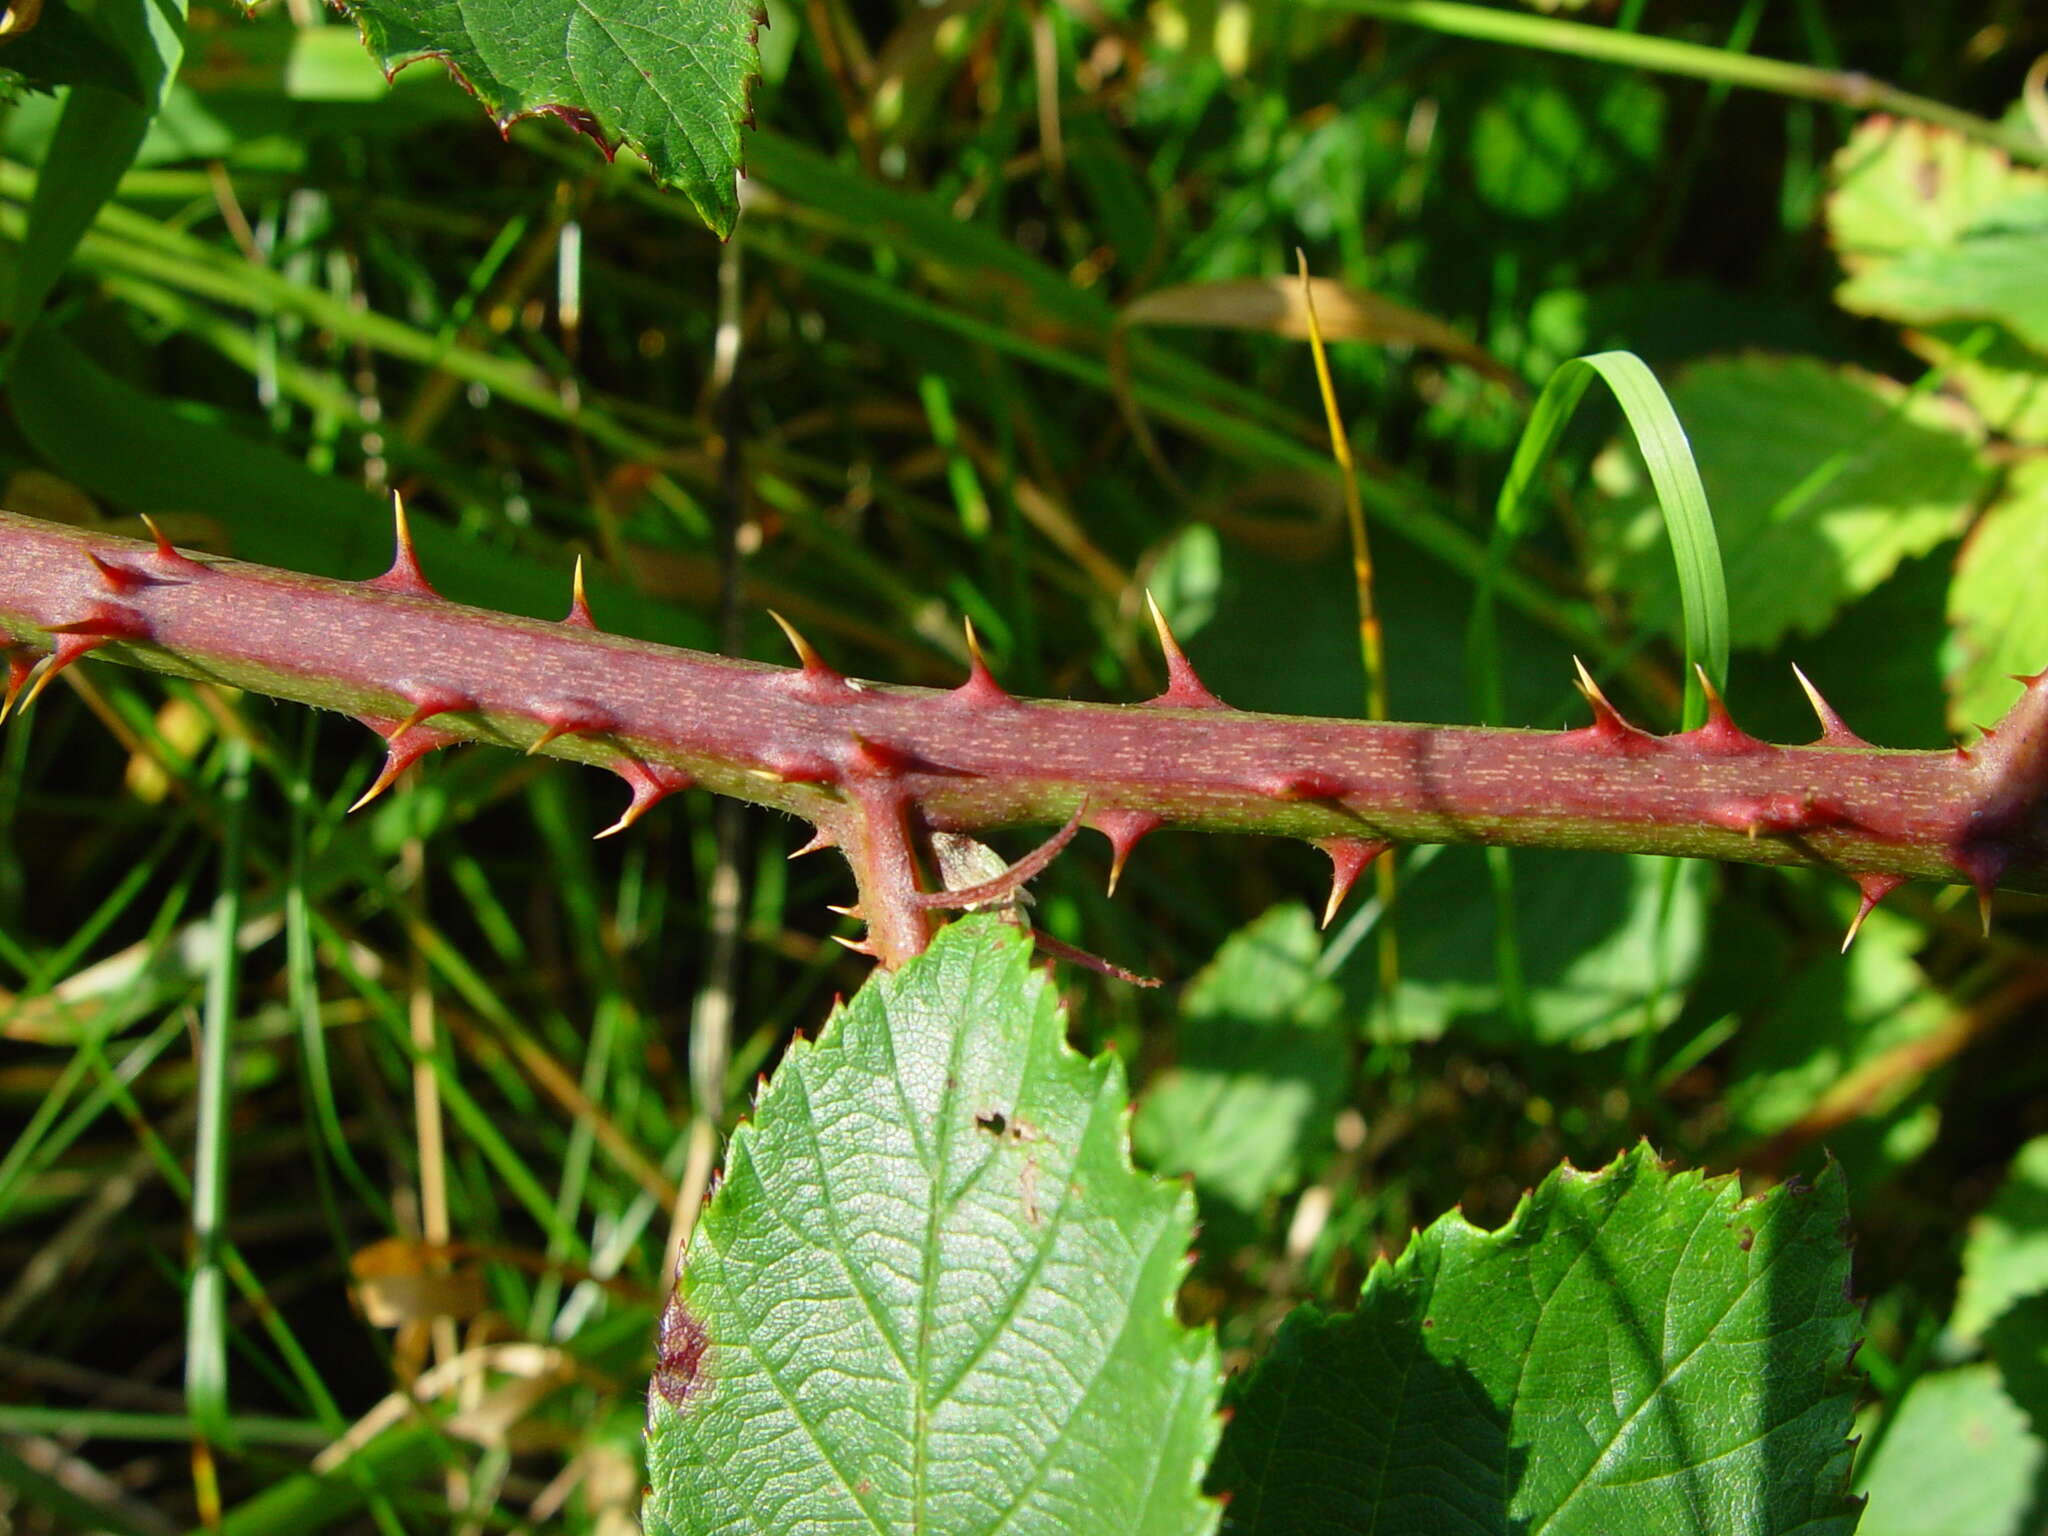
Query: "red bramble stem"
0 509 2043 964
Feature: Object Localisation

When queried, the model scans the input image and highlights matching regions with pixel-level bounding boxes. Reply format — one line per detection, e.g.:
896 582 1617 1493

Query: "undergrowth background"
3 1 2048 1530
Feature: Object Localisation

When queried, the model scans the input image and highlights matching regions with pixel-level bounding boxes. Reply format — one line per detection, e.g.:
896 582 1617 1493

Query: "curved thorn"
1685 663 1760 753
953 616 1011 706
1095 808 1163 896
593 759 690 838
767 609 841 688
367 491 438 597
347 756 409 814
387 689 469 747
1569 655 1643 740
350 714 461 813
15 629 122 713
138 514 201 568
1842 872 1906 953
824 902 865 919
1791 664 1867 747
911 801 1087 910
1144 591 1225 709
1316 836 1392 929
563 555 598 629
0 650 33 724
527 718 589 756
86 551 144 594
830 933 878 957
788 827 837 860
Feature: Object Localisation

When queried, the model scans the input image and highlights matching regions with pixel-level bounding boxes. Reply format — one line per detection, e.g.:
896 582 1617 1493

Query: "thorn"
349 714 462 813
387 688 471 747
12 618 141 714
1143 592 1226 709
830 933 878 957
1566 656 1656 750
526 704 612 756
1841 872 1906 953
825 902 865 919
1682 664 1762 754
86 551 147 594
1316 836 1391 928
1263 769 1351 802
1094 809 1163 895
2012 669 2048 691
767 610 845 694
952 617 1012 707
0 649 34 724
788 827 837 860
1980 886 1995 939
1792 665 1868 747
911 802 1087 910
594 759 691 838
366 492 439 597
138 514 198 566
562 556 598 629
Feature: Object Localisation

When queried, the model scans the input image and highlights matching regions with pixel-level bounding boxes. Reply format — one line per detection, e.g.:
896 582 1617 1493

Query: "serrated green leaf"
1590 354 1988 651
1985 1294 2048 1442
1839 205 2048 355
1211 1145 1860 1535
1716 900 1949 1148
1853 1365 2044 1536
1948 457 2048 733
1828 116 2043 266
1828 117 2048 355
342 0 761 235
1954 1133 2048 1342
643 917 1221 1536
1133 905 1344 1220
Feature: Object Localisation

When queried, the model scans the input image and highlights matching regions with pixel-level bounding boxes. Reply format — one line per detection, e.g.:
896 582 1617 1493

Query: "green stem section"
1 513 2044 965
1311 0 2047 166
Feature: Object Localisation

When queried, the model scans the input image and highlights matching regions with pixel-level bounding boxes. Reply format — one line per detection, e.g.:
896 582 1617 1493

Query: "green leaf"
1839 204 2048 354
1954 1133 2048 1342
1828 116 2043 265
1133 905 1344 1220
342 0 762 235
1853 1366 2045 1536
1590 354 1988 652
1715 899 1950 1149
1948 457 2048 734
642 917 1221 1536
1371 849 1708 1050
1829 116 2048 354
1211 1145 1860 1535
1986 1294 2048 1442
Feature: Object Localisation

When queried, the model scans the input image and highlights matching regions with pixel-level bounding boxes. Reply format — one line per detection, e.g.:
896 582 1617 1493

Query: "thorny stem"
2 509 2045 965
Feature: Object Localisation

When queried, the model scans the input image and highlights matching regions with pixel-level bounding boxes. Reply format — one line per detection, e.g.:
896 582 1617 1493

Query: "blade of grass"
188 737 251 1458
1469 350 1727 1037
1298 251 1400 1030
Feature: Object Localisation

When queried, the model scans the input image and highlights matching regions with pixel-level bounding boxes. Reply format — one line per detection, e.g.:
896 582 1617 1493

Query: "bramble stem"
2 512 2044 965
